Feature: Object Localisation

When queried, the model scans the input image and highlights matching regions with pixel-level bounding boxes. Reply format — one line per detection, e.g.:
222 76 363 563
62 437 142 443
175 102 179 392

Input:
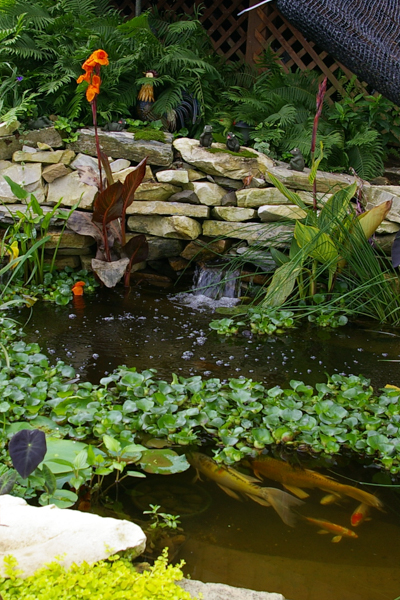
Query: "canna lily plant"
264 174 392 307
71 50 149 287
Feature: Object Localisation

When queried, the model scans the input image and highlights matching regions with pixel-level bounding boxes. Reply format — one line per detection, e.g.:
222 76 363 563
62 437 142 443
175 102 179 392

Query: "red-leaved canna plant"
309 76 328 210
77 49 109 193
72 50 149 288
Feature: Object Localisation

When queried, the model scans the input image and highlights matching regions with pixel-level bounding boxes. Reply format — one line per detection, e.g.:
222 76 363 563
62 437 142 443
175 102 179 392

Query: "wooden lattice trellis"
113 0 361 95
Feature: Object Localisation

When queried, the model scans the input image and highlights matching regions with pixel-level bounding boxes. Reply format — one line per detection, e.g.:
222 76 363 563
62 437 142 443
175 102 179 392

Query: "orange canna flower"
71 281 86 296
77 49 108 103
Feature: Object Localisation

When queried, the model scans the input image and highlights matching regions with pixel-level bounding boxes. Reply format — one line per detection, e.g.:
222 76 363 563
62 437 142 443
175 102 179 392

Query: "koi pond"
17 287 400 600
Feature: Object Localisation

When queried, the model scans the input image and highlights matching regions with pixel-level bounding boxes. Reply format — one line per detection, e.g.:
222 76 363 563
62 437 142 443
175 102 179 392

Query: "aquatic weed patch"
1 322 400 480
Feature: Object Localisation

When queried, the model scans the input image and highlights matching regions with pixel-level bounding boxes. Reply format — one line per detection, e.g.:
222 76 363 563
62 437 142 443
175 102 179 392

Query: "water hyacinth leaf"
0 470 17 495
43 438 87 473
47 489 78 509
139 449 190 474
251 428 273 445
9 429 47 479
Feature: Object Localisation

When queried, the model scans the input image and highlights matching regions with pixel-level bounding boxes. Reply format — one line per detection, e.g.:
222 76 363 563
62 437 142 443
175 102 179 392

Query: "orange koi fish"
188 452 304 527
250 455 383 509
351 503 371 527
305 516 358 543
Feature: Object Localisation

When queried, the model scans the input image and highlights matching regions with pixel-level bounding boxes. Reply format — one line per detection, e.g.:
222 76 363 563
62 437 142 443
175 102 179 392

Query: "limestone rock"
92 257 130 288
212 206 256 221
134 182 180 202
0 494 146 577
0 135 23 160
47 172 98 209
168 256 190 271
180 237 232 261
13 149 65 164
22 145 37 153
44 230 95 249
221 191 238 206
248 176 268 188
374 233 396 255
126 201 209 218
60 150 76 165
45 255 81 269
68 128 173 166
156 169 189 185
363 186 400 224
173 137 274 180
185 181 226 206
70 153 99 172
0 120 20 137
110 158 131 172
237 188 292 208
202 220 293 247
265 164 361 193
125 235 185 260
213 175 243 190
179 580 285 600
258 204 307 221
377 220 400 234
168 189 200 204
0 163 45 203
0 160 11 170
21 127 64 148
42 163 72 183
143 165 155 181
0 204 67 226
235 247 276 271
296 190 331 206
127 215 202 240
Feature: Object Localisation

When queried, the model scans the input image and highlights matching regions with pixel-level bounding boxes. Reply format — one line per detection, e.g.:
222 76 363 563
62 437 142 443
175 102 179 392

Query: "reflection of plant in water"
142 504 184 559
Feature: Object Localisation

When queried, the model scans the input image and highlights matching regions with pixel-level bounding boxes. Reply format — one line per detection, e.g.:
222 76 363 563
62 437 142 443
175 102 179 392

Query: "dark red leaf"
121 156 147 214
93 180 123 225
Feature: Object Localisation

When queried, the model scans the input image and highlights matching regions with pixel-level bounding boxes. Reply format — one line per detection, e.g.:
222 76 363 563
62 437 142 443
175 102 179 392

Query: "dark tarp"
242 0 400 105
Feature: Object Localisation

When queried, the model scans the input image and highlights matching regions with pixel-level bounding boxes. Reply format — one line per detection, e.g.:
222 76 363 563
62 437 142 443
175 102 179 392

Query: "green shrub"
0 549 197 600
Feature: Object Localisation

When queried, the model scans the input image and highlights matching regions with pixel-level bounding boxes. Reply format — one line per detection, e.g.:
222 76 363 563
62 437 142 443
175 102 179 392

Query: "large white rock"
212 206 256 221
0 162 45 203
173 138 274 180
237 188 293 208
47 171 98 209
0 495 146 577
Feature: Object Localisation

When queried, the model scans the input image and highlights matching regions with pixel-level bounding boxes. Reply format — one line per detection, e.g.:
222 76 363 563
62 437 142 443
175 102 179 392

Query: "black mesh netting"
275 0 400 105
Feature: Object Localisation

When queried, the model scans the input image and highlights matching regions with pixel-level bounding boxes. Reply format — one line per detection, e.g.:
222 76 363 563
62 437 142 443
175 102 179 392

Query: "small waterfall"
193 265 240 299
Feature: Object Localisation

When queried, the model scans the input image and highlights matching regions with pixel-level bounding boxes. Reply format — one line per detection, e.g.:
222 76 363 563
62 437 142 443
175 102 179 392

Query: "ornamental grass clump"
0 548 197 600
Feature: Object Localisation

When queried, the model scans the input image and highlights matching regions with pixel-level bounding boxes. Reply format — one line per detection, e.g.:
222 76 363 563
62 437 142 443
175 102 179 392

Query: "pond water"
17 287 400 600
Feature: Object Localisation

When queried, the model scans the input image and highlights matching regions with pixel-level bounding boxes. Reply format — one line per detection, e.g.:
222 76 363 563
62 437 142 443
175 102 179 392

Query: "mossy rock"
206 147 258 159
127 128 168 143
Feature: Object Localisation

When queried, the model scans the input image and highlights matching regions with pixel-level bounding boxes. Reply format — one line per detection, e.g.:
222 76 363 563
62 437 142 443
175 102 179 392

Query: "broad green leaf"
318 183 357 233
294 221 339 264
263 262 302 307
139 449 190 474
266 171 307 209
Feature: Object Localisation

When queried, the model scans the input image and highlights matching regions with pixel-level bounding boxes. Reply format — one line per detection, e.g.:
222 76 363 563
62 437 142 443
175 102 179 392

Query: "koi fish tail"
261 488 304 527
336 484 383 510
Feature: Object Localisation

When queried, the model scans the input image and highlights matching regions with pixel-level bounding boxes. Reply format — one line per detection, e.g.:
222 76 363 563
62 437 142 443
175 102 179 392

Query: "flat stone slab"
212 206 256 221
265 164 361 194
44 230 95 249
186 181 227 206
125 235 185 260
0 495 146 577
179 580 285 600
202 220 293 246
68 128 174 167
173 137 274 180
237 188 293 208
126 201 209 218
258 205 307 221
131 181 180 202
13 149 65 164
20 127 64 148
156 169 189 184
127 215 202 240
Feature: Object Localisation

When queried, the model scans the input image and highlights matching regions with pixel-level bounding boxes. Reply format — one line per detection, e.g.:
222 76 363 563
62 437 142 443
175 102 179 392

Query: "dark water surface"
18 288 400 600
